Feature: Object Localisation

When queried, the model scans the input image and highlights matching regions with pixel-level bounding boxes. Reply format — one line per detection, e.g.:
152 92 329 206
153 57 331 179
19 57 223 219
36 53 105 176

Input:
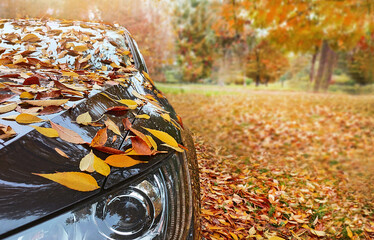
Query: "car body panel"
0 18 199 239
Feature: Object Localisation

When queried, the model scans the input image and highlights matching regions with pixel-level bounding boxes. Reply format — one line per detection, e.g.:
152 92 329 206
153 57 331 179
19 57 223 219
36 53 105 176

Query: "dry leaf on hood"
105 154 147 168
16 113 44 124
0 102 17 114
50 120 86 144
31 125 59 138
33 172 99 192
76 112 92 125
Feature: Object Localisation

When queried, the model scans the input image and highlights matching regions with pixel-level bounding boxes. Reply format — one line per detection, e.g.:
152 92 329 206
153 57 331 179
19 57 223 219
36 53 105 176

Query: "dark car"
0 19 200 239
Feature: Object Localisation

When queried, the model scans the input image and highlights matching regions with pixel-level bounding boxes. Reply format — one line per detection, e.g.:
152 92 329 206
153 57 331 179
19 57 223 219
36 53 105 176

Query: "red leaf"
0 74 20 78
92 146 126 155
23 76 40 86
131 136 153 155
105 106 129 116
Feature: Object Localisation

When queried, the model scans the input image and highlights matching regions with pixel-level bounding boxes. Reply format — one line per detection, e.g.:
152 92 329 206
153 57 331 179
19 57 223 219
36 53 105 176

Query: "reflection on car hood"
0 72 182 237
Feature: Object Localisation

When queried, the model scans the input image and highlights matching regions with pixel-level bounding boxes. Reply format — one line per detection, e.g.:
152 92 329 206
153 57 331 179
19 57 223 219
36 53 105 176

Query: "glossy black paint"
0 20 200 239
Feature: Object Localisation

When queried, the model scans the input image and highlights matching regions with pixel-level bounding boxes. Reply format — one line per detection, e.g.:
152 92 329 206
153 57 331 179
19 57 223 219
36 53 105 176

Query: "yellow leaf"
80 151 95 172
76 112 92 125
136 114 150 119
33 172 99 192
143 127 178 147
105 154 146 168
146 135 157 151
20 92 35 99
161 113 171 122
0 102 17 114
94 156 110 176
62 71 79 77
142 71 154 85
22 33 40 42
116 99 138 109
310 229 326 237
229 232 238 240
31 125 59 138
161 143 184 152
249 226 256 235
104 118 122 136
268 236 286 240
24 99 69 107
110 62 120 68
55 148 69 158
16 113 44 124
131 90 148 101
74 45 89 52
347 226 353 238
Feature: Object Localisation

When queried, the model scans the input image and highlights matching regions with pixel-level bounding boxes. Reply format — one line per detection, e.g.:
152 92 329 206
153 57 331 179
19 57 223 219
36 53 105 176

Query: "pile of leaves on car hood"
0 18 184 191
165 90 374 239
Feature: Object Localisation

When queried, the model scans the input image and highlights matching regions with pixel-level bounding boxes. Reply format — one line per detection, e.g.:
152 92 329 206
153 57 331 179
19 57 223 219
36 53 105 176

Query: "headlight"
5 153 193 240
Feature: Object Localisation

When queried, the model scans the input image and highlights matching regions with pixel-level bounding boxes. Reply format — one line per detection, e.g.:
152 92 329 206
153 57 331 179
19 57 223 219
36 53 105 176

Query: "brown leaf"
38 106 64 115
0 124 16 139
50 121 86 144
0 94 15 103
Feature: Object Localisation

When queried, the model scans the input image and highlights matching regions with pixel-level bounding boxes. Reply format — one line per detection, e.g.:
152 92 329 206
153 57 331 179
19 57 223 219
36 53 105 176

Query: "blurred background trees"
1 0 374 93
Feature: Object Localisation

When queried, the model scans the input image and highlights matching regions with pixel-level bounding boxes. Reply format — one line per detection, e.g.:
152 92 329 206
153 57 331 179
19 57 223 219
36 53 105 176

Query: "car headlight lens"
5 153 193 240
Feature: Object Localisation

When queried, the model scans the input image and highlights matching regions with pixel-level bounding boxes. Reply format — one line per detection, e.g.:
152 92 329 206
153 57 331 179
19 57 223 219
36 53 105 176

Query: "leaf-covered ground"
162 87 374 239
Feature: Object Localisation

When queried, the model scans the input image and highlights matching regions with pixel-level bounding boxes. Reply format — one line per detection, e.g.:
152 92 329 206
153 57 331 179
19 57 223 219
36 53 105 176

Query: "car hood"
0 70 182 237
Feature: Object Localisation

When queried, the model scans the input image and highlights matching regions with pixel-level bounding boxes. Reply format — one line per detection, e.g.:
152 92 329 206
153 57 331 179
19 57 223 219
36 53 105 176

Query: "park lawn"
160 84 374 239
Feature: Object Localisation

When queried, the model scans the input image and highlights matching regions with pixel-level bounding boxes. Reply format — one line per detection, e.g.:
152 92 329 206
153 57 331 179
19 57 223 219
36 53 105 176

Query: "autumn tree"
245 41 289 86
173 0 216 83
211 0 253 85
346 35 374 85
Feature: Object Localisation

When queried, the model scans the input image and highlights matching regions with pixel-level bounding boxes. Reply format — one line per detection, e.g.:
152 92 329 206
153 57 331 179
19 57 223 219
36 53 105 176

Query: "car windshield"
0 19 134 71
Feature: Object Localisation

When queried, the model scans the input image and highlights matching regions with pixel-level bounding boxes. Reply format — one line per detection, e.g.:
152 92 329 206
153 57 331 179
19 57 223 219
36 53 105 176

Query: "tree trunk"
255 75 260 86
309 47 319 82
322 48 337 92
255 49 261 87
314 40 329 92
